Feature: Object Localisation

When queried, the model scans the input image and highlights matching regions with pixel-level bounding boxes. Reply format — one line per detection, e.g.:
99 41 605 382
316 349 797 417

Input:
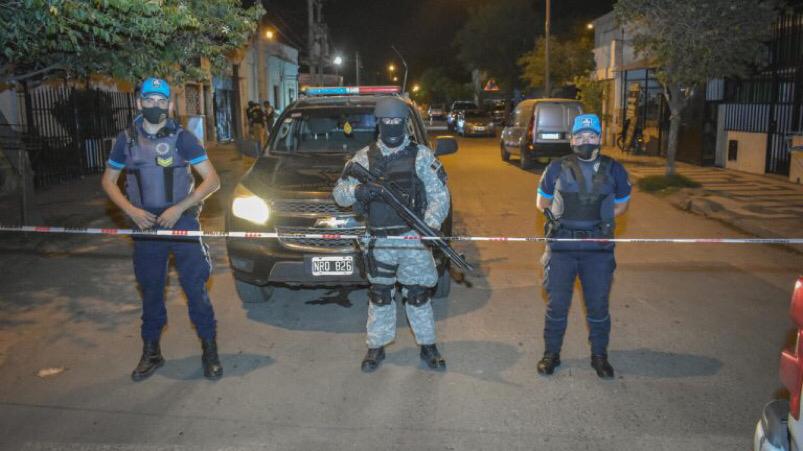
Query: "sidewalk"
605 146 803 252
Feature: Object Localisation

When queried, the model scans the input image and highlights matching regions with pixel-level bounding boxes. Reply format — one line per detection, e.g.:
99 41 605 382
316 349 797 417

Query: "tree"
573 74 608 119
0 0 264 84
418 68 473 106
454 0 539 96
615 0 777 175
519 36 594 93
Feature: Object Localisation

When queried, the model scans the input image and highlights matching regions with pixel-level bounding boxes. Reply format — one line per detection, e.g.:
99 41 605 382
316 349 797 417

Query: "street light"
265 29 275 40
586 23 594 30
333 55 343 66
388 63 396 72
412 84 420 93
393 76 399 82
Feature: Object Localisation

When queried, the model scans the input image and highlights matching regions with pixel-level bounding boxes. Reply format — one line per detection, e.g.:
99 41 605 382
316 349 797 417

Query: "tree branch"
1 64 64 83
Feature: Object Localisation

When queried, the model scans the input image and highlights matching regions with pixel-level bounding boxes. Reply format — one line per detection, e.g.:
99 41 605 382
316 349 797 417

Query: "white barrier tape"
1 225 802 245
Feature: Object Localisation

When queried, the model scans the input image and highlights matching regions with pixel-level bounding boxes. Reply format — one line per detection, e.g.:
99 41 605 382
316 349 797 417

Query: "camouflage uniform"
333 135 450 348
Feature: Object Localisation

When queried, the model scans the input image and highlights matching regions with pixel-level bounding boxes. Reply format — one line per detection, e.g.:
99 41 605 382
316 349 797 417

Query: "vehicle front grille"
271 199 351 216
276 226 364 252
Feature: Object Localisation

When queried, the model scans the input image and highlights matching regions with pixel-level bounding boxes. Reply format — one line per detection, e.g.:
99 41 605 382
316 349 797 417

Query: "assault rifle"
345 162 474 273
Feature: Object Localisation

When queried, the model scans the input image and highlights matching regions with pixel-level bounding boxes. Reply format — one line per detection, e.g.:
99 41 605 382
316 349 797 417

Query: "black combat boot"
420 344 446 371
591 354 614 379
201 338 223 379
361 347 385 373
131 340 165 382
536 352 561 376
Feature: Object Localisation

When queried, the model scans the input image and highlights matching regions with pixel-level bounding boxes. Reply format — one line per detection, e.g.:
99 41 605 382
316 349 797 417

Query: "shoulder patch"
430 159 448 185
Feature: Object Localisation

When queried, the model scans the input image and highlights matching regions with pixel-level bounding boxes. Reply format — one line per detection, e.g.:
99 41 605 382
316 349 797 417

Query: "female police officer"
101 78 223 381
535 114 631 379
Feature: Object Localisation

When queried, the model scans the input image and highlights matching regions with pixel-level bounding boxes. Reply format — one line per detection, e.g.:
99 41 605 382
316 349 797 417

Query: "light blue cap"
572 114 602 135
140 77 170 99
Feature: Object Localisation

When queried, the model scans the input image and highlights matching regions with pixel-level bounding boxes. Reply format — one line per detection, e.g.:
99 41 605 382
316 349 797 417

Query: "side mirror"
434 136 458 156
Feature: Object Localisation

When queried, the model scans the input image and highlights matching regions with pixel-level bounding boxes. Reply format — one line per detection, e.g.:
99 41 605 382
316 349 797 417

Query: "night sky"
263 0 614 85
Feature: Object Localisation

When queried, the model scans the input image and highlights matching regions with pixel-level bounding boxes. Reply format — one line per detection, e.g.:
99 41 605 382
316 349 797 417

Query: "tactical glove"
354 183 384 203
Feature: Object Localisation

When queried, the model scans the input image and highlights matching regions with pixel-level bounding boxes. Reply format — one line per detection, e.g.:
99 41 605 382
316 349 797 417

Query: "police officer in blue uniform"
101 78 223 381
535 114 631 379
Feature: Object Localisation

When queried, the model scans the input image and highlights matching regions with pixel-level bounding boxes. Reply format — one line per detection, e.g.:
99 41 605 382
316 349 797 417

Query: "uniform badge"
155 142 171 156
157 156 174 167
343 121 353 136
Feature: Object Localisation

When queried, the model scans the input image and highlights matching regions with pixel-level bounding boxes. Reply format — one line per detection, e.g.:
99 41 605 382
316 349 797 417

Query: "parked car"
484 99 508 126
455 110 496 137
428 103 446 121
226 86 458 303
447 100 478 130
754 277 803 451
499 99 583 169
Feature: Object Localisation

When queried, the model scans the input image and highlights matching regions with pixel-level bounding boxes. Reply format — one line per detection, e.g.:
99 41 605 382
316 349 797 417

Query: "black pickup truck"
226 88 458 303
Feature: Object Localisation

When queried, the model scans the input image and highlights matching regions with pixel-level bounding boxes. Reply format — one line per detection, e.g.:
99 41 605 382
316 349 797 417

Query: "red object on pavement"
780 277 803 420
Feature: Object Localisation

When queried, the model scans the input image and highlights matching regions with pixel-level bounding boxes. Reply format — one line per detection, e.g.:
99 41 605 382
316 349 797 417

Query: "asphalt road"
0 135 801 450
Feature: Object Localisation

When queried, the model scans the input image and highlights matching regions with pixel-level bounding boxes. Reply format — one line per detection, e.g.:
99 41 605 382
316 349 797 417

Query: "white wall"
724 131 767 175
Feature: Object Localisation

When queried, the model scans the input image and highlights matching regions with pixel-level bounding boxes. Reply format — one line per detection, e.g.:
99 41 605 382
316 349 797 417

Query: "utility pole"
316 0 324 86
544 0 551 98
355 51 361 86
307 0 316 83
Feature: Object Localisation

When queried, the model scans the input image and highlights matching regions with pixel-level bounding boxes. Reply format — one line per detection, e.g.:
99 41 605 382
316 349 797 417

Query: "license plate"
475 126 486 131
310 256 354 276
541 133 560 140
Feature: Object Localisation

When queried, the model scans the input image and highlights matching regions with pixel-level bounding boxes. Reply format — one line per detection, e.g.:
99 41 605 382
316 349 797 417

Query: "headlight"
232 184 270 225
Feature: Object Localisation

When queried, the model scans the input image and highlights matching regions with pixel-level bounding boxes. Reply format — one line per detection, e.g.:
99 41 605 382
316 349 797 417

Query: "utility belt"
552 227 613 239
367 225 412 238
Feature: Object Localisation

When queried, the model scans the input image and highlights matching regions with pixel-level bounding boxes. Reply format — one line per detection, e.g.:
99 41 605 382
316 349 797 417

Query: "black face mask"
142 106 168 125
379 121 406 147
572 144 599 160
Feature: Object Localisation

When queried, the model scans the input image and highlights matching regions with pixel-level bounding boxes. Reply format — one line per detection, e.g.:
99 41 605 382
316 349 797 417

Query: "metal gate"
213 76 235 143
18 83 136 188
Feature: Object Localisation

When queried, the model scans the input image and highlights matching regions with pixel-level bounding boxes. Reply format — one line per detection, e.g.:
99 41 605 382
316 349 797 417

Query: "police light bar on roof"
303 86 401 96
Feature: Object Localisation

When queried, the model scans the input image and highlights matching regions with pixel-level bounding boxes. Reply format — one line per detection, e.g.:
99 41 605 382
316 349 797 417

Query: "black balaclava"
142 106 168 125
379 119 406 147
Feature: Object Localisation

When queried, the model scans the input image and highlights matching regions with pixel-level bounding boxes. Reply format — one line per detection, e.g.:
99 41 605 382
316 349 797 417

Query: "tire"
501 142 510 162
433 265 451 299
235 279 275 303
519 144 535 170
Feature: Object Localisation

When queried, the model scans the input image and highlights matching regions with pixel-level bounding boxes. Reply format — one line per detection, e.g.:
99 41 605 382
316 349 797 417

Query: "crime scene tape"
1 225 802 245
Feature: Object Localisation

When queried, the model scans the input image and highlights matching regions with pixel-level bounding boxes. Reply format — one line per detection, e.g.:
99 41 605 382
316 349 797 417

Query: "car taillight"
780 277 803 419
526 114 535 144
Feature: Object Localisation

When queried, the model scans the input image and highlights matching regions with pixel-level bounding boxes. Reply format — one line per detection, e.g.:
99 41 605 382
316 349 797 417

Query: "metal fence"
716 6 803 175
17 84 136 188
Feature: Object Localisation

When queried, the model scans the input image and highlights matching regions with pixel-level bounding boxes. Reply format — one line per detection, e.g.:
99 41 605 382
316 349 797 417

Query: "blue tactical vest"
124 119 194 213
547 154 616 251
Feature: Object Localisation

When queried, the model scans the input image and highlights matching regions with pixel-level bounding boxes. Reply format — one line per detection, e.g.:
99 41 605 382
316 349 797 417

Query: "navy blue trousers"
133 214 216 341
543 250 616 356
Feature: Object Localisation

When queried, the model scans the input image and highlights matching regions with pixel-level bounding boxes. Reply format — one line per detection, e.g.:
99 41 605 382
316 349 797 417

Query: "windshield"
452 102 477 111
464 111 489 119
270 107 379 153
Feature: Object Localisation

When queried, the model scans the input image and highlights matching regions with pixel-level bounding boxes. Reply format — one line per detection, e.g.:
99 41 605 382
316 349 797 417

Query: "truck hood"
240 153 353 197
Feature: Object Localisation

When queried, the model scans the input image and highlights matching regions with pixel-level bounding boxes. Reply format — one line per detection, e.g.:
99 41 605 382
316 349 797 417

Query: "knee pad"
368 284 394 306
404 285 431 307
